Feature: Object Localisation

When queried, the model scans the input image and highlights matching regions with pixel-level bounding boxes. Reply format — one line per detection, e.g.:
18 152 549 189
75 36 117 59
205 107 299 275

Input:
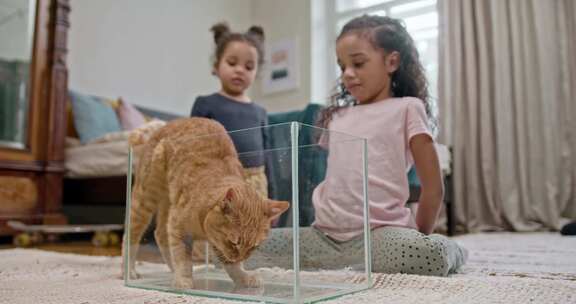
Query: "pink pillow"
116 98 146 130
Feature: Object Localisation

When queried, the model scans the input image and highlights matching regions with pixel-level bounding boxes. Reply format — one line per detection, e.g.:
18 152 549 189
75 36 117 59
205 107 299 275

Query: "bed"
62 105 182 224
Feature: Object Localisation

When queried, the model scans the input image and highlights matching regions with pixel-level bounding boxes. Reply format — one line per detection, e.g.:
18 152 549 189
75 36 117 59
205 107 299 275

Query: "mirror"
0 0 36 149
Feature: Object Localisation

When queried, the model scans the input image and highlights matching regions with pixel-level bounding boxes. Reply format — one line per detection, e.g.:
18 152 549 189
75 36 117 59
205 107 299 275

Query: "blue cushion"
408 166 420 186
69 90 122 144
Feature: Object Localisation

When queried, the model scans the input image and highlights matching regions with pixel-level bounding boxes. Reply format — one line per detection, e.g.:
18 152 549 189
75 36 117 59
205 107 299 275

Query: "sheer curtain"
438 0 576 232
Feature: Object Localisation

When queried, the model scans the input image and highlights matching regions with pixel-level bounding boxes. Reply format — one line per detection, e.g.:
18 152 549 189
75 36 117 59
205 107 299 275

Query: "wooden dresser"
0 0 70 235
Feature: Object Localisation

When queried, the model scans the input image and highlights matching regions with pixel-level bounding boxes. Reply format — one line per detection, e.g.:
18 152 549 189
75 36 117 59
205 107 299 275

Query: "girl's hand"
410 134 444 235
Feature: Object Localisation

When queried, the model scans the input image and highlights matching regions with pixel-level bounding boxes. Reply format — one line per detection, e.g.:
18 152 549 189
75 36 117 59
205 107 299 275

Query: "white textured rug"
1 233 575 304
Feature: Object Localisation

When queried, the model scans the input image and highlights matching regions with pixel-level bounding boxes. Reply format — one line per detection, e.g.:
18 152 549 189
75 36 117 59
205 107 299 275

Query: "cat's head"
204 185 289 264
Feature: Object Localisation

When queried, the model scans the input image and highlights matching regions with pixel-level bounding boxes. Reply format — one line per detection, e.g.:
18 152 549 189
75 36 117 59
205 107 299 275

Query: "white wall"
68 0 313 114
68 0 253 115
251 0 312 112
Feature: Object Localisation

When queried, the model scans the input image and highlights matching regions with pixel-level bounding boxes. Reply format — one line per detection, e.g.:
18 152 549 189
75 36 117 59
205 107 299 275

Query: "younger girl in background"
249 15 467 276
190 23 269 263
191 22 268 197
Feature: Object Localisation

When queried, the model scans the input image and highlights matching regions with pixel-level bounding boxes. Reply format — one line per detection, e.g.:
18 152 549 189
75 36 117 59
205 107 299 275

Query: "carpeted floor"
0 232 575 304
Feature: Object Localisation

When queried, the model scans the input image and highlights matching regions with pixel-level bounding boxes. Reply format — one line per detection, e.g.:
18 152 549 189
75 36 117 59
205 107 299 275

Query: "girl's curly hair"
318 15 437 134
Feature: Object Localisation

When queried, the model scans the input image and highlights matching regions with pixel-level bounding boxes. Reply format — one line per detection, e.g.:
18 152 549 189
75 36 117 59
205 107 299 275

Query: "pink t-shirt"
312 97 432 241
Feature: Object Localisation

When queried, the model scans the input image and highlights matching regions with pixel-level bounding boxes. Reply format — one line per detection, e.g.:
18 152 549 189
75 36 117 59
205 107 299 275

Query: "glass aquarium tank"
124 122 372 303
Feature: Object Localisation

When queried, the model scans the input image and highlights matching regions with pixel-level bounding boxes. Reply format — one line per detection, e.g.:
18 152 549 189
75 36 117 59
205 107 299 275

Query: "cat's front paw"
172 276 195 290
234 272 262 288
120 267 141 280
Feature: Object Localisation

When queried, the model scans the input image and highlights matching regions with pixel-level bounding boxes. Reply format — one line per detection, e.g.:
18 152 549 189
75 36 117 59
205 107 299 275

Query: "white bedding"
64 121 165 178
65 133 131 178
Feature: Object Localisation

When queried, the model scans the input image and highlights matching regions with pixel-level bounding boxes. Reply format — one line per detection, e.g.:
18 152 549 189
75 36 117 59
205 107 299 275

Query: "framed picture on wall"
261 38 299 95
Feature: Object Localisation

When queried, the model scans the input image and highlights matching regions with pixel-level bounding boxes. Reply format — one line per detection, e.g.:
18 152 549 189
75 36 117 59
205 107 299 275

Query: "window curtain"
437 0 576 232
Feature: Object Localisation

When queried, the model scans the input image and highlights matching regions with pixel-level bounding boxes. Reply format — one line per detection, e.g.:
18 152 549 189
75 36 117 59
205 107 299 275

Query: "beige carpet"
1 233 575 304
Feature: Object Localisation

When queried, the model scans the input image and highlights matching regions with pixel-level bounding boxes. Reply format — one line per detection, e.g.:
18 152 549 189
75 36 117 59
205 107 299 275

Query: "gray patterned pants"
245 226 467 276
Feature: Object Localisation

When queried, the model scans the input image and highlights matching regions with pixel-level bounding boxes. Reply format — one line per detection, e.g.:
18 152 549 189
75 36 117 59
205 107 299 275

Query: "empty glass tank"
124 122 371 303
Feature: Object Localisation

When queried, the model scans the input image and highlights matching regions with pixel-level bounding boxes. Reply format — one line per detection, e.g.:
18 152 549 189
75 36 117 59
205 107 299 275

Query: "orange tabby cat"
123 117 289 289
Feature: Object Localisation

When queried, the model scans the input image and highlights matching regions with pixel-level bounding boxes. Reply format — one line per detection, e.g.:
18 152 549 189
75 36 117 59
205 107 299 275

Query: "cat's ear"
219 188 235 215
266 200 290 220
225 187 235 201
